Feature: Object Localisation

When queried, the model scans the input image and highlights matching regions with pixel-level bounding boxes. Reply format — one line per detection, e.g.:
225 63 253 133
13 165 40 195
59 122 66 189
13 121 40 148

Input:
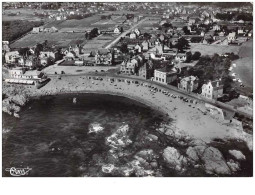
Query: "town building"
227 32 236 42
213 24 221 31
6 68 47 86
114 26 122 34
154 65 177 84
130 31 137 39
94 49 112 65
8 67 25 78
175 53 187 62
178 76 199 93
64 51 76 61
2 41 10 52
18 56 38 68
5 51 20 64
120 58 138 74
201 80 223 100
32 27 42 33
138 61 153 79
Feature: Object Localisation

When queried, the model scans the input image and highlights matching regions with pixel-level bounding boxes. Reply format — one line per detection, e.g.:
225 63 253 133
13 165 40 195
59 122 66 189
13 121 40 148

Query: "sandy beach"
5 75 247 151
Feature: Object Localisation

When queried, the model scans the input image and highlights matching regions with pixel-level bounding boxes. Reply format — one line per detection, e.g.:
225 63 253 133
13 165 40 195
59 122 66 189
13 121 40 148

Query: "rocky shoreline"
83 122 251 176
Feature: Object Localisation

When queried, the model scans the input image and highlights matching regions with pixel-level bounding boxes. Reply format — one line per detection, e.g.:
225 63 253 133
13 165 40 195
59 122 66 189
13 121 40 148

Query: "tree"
175 37 190 52
191 52 201 60
119 43 129 53
120 27 124 33
18 47 30 66
185 51 192 63
190 37 203 43
162 23 172 28
143 32 151 40
35 43 44 57
85 32 89 39
89 28 99 39
183 26 191 35
43 40 48 49
18 47 30 57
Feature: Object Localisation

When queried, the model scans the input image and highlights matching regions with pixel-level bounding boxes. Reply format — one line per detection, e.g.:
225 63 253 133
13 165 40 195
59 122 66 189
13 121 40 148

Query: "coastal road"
104 18 148 49
46 73 252 119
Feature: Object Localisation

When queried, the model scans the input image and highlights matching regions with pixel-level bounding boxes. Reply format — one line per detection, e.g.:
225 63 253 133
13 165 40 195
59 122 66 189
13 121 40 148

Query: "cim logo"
5 167 32 176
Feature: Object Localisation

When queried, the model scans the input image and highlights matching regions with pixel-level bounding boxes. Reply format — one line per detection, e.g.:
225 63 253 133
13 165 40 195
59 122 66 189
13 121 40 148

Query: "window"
162 79 164 83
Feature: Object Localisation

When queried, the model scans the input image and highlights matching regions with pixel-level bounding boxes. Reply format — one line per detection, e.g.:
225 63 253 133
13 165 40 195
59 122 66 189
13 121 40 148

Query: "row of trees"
185 51 201 63
66 13 93 20
101 15 112 20
85 28 100 39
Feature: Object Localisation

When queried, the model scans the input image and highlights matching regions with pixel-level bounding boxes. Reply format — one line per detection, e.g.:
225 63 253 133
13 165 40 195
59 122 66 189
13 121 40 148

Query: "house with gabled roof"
227 32 236 42
114 26 122 34
120 58 138 75
94 49 112 65
178 76 199 93
201 80 223 100
5 51 20 64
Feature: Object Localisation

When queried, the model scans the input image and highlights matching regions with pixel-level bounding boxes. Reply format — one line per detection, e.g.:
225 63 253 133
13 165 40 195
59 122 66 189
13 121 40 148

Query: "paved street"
104 18 148 49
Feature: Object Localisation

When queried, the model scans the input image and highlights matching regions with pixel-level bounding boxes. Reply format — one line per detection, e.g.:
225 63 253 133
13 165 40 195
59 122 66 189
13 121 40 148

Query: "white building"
201 80 223 100
9 67 25 78
175 53 187 62
5 51 20 64
114 26 121 34
213 24 221 31
134 28 141 36
227 32 236 42
154 66 177 85
130 31 137 39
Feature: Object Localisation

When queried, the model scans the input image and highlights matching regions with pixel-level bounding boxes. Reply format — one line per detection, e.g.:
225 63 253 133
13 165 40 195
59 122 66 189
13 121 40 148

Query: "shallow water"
2 94 252 177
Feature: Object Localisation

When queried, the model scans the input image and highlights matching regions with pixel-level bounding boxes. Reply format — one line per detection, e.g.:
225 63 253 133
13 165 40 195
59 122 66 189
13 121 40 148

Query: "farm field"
2 8 55 21
10 32 87 48
136 18 160 33
44 15 102 30
189 43 240 56
82 34 118 54
9 12 143 50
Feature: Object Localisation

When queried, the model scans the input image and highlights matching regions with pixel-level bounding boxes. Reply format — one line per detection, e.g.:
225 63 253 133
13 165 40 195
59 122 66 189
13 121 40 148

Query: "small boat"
73 97 77 104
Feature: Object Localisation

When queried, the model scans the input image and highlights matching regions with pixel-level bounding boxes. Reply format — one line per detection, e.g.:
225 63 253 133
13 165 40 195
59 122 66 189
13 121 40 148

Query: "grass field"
44 15 102 30
82 34 116 54
189 43 240 56
10 32 87 48
3 8 55 21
